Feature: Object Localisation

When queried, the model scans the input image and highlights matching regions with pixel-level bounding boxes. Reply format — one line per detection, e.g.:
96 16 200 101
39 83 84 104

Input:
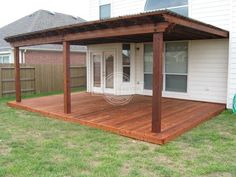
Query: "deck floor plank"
8 92 225 144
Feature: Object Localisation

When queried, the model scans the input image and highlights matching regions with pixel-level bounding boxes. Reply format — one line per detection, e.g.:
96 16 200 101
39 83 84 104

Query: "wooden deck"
8 92 225 144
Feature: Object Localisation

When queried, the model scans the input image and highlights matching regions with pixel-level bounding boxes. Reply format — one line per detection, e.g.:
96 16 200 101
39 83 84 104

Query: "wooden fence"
0 64 86 97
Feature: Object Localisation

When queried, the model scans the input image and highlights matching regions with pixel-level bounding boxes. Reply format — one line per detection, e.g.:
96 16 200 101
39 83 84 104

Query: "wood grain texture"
152 33 163 133
14 47 21 102
0 64 86 97
8 92 226 145
63 41 71 114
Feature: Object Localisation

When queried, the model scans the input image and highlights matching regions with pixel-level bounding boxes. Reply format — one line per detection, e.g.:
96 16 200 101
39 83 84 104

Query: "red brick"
24 50 86 65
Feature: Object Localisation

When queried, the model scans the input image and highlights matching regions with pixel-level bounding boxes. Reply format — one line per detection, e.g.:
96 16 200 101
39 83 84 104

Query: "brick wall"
24 50 86 65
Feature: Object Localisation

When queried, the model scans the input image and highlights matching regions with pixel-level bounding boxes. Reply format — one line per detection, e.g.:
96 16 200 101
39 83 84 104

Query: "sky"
0 0 90 28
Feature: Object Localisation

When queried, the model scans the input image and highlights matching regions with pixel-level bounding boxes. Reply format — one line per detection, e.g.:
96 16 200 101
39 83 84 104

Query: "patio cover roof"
5 10 229 47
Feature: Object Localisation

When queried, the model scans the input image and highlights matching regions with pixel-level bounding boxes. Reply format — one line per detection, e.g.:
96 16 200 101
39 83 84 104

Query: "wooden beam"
14 47 21 102
152 33 163 133
63 41 71 114
10 23 170 47
163 14 229 38
65 22 169 41
11 35 63 48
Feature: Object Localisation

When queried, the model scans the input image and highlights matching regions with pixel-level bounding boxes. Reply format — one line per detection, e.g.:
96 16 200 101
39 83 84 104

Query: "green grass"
0 92 236 177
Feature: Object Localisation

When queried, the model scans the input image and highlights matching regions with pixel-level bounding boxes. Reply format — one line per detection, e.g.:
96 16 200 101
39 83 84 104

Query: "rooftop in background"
0 10 87 52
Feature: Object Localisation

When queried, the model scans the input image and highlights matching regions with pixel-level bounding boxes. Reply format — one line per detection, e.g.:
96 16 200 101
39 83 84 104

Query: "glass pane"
0 56 2 63
144 74 153 90
145 0 188 11
122 44 130 65
165 75 187 92
165 42 188 74
144 44 153 73
100 4 111 19
144 43 153 54
3 56 9 63
105 54 114 88
93 55 101 87
123 67 130 82
170 7 188 16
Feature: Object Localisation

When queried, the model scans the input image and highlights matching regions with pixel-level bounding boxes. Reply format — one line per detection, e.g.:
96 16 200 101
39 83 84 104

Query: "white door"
91 51 115 94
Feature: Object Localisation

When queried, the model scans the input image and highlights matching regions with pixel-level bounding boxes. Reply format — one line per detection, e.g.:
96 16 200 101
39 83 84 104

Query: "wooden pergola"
5 10 229 133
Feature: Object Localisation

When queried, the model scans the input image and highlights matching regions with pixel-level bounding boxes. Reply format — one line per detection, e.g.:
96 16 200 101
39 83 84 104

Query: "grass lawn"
0 92 236 177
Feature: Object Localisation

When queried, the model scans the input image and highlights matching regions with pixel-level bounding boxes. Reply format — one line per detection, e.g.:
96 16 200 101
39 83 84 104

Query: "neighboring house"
87 0 236 109
0 10 86 65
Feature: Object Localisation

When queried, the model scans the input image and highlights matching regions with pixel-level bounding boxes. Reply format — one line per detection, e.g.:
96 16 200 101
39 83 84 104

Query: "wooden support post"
152 33 163 133
14 47 21 102
63 41 71 114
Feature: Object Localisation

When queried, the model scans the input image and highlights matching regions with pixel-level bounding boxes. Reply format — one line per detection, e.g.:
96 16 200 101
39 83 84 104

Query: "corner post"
14 47 21 102
152 33 163 133
63 41 71 114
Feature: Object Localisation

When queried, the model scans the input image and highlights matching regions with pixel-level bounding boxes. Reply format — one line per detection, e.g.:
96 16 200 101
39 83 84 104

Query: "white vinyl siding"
112 0 146 17
190 0 231 30
90 0 101 20
227 0 236 108
187 39 228 103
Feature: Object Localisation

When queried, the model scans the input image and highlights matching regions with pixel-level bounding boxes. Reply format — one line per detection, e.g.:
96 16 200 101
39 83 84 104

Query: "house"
89 0 235 108
0 10 86 65
4 0 233 144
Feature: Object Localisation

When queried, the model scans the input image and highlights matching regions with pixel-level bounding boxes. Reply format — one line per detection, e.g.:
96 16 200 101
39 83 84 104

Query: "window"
144 0 188 16
165 42 188 92
0 54 10 64
93 54 101 87
122 44 131 82
144 44 153 90
100 4 111 19
143 42 188 92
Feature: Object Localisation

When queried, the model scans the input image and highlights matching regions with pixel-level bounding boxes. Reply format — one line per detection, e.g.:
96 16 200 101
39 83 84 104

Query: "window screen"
144 44 153 90
143 42 188 92
165 42 188 92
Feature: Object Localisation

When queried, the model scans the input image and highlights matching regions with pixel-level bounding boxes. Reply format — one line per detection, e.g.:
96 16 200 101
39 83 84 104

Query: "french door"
91 51 115 94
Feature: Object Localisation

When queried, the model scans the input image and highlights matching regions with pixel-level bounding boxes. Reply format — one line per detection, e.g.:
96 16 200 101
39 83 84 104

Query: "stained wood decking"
8 92 225 144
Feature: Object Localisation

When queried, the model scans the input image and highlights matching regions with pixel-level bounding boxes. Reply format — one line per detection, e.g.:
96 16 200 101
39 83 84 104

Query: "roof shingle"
0 10 86 51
